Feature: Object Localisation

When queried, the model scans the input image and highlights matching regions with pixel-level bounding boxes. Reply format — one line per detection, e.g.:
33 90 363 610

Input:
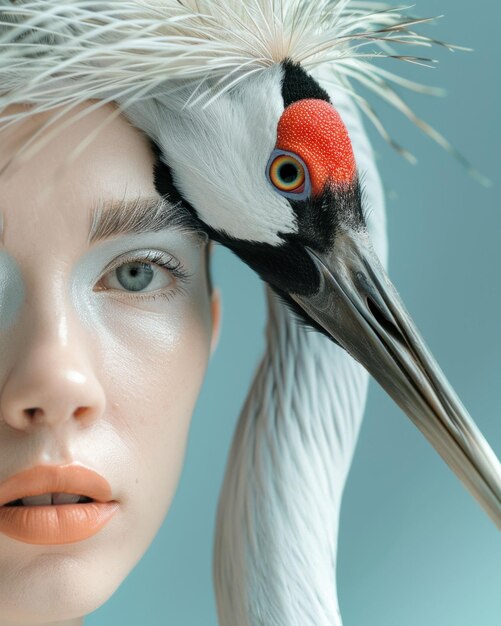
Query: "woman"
0 2 499 626
0 99 220 624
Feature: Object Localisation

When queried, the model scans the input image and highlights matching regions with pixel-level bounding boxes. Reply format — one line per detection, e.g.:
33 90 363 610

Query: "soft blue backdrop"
87 1 501 624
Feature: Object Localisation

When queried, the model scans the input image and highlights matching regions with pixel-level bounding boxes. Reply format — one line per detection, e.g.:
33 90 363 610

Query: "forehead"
0 101 160 247
0 100 156 194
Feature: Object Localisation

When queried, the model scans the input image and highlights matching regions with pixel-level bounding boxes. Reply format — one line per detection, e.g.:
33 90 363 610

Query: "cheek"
89 275 212 547
112 308 208 469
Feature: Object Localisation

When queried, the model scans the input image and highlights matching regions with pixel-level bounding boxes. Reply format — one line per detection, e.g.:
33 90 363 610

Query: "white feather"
122 66 297 245
0 0 466 173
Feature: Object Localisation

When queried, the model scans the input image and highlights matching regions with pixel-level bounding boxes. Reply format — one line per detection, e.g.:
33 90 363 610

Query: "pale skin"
0 101 221 625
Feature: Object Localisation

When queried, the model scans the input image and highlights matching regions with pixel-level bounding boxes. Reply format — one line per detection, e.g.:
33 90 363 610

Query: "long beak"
290 228 501 530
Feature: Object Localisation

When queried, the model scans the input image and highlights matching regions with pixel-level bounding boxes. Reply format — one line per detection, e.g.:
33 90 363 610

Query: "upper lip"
0 464 115 506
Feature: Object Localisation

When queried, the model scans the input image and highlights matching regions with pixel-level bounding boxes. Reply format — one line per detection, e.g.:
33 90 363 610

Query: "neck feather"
213 286 369 626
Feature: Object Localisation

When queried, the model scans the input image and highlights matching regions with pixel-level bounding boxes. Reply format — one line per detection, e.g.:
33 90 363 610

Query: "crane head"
125 60 501 529
148 61 364 301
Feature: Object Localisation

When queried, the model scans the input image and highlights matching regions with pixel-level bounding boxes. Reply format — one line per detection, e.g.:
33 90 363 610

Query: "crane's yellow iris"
269 154 305 193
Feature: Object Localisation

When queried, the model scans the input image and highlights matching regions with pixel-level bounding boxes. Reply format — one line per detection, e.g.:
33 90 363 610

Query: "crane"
1 1 500 625
210 74 390 626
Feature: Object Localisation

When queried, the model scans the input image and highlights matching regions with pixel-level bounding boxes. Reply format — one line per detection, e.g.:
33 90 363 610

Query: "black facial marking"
149 139 214 293
205 235 338 340
281 59 331 108
149 139 201 224
289 179 365 253
221 238 320 295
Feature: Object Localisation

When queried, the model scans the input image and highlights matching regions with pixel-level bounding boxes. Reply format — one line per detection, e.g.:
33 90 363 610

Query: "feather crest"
0 0 482 180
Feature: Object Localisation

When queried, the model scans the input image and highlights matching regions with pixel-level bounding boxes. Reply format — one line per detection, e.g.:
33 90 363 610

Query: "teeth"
52 493 82 505
20 493 83 506
21 494 52 506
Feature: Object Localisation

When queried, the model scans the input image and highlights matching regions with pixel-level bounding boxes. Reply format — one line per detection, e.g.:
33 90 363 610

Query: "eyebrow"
87 194 208 245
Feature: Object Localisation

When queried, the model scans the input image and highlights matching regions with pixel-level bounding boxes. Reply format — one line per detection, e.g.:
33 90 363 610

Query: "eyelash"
99 250 192 302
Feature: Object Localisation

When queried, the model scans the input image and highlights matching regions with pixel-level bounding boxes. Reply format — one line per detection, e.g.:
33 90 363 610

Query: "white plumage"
123 66 297 245
0 0 463 172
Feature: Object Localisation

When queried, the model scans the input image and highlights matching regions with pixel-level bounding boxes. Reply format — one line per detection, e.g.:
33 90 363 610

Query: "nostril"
1 361 107 430
74 406 90 419
366 296 402 341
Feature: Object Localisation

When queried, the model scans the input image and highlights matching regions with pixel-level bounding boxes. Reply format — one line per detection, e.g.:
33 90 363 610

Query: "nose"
0 308 106 433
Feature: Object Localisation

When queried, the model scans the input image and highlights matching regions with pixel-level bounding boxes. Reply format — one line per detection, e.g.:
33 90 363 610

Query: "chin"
0 548 130 623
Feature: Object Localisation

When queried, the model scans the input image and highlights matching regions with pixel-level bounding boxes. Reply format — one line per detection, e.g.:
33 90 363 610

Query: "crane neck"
213 286 370 626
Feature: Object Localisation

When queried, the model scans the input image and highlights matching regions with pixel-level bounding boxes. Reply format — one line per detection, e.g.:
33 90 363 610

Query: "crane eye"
266 150 311 200
270 155 304 191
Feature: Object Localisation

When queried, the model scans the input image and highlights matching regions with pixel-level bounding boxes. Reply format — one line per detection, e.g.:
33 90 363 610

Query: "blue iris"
115 262 154 292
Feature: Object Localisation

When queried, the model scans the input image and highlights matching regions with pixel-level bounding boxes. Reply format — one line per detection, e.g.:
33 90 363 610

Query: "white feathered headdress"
0 0 471 171
1 3 499 626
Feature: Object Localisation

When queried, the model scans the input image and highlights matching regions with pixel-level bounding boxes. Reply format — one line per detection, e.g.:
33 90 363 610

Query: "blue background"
87 1 501 624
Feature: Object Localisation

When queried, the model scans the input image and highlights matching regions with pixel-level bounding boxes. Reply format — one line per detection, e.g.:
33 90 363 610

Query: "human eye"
95 249 191 302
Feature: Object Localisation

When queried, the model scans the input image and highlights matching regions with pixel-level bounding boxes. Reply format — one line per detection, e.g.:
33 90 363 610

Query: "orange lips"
0 464 119 545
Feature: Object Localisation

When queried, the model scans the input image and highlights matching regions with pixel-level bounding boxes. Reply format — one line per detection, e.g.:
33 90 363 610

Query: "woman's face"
0 102 220 623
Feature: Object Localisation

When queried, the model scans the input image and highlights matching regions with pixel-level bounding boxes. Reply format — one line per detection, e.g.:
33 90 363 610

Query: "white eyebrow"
87 194 207 244
0 195 207 245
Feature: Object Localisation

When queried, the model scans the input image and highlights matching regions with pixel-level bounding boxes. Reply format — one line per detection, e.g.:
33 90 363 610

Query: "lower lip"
0 502 120 545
